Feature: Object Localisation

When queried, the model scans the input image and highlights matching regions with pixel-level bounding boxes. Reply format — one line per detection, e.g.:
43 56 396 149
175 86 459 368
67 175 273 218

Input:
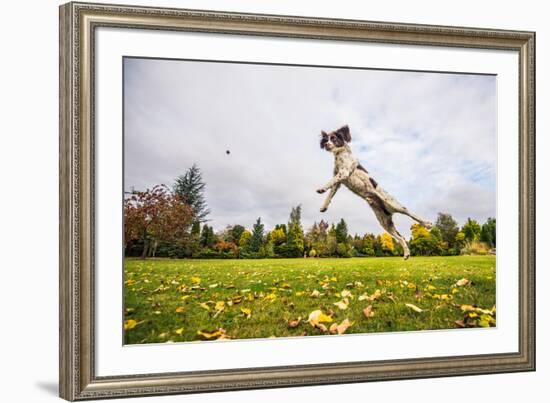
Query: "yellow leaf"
199 302 211 311
209 283 219 288
196 329 221 339
191 276 201 284
310 289 321 298
295 291 305 297
363 305 375 318
263 293 277 301
215 301 225 311
426 284 436 291
330 276 338 282
180 295 190 301
460 305 493 315
478 314 496 327
329 318 353 335
405 303 424 313
407 283 416 289
175 306 185 313
154 310 162 315
240 307 252 318
358 293 369 301
308 310 333 327
175 327 184 335
368 289 382 301
124 319 137 330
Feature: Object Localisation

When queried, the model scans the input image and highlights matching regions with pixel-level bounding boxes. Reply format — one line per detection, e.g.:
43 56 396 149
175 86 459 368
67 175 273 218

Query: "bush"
196 250 237 259
336 243 352 258
461 241 491 255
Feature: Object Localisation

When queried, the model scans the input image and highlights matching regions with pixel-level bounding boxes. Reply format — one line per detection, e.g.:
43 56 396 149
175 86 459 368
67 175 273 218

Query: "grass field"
124 256 496 344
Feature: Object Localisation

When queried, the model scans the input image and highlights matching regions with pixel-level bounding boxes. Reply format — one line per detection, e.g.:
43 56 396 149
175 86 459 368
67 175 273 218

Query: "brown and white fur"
317 125 432 259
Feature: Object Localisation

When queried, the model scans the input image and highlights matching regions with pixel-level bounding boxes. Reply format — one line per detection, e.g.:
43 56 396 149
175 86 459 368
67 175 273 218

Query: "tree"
229 225 246 245
249 218 265 253
435 213 459 249
409 223 440 256
379 233 395 255
454 231 466 253
269 228 286 246
214 240 238 254
462 218 481 242
173 164 210 223
335 218 349 244
480 217 496 248
124 185 193 259
285 205 304 257
362 233 376 256
200 224 216 248
238 230 252 251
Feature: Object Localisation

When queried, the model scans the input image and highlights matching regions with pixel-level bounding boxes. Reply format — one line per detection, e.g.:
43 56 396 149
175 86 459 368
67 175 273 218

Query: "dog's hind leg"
398 207 432 230
371 207 411 259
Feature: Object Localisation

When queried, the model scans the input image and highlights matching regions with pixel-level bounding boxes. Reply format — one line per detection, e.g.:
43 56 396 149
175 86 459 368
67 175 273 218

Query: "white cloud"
124 58 496 237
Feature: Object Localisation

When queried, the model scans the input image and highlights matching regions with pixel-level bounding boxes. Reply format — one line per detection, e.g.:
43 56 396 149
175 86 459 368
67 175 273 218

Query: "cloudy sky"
124 57 496 237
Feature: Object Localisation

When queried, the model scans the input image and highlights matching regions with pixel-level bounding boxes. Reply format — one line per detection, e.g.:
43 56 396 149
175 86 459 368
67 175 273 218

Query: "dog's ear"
337 125 351 142
320 131 328 148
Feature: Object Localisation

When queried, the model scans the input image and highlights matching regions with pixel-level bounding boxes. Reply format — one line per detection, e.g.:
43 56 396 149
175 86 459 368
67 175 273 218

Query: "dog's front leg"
317 168 352 194
320 183 340 212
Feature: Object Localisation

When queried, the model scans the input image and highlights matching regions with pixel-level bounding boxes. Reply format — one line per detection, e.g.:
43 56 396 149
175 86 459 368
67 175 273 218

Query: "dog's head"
320 125 351 152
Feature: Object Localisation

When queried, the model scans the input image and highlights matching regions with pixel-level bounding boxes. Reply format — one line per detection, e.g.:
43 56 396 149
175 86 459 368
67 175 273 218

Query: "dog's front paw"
320 206 327 213
316 188 327 194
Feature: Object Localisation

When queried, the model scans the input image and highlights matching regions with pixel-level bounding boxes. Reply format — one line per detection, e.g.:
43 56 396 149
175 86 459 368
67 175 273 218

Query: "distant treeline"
124 165 496 260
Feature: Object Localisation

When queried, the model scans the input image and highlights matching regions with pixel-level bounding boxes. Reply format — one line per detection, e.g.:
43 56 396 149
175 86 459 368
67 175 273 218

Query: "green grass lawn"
124 256 496 344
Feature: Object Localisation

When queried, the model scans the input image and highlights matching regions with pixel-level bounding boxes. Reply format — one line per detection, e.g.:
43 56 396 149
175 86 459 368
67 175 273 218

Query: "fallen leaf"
175 327 184 335
175 306 185 313
124 319 137 330
455 278 471 287
363 305 375 318
310 289 321 298
198 302 211 311
263 293 277 302
341 290 352 298
288 318 301 328
368 289 382 301
308 310 333 327
405 303 424 313
460 305 493 315
329 318 353 335
191 276 201 284
197 328 226 340
240 307 251 319
333 298 349 310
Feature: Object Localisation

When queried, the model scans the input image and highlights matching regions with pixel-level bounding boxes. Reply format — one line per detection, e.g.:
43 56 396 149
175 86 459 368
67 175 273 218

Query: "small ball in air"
226 150 230 155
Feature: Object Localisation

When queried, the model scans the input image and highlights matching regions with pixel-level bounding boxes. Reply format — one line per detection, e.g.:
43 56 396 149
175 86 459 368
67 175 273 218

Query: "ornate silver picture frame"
59 2 535 400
